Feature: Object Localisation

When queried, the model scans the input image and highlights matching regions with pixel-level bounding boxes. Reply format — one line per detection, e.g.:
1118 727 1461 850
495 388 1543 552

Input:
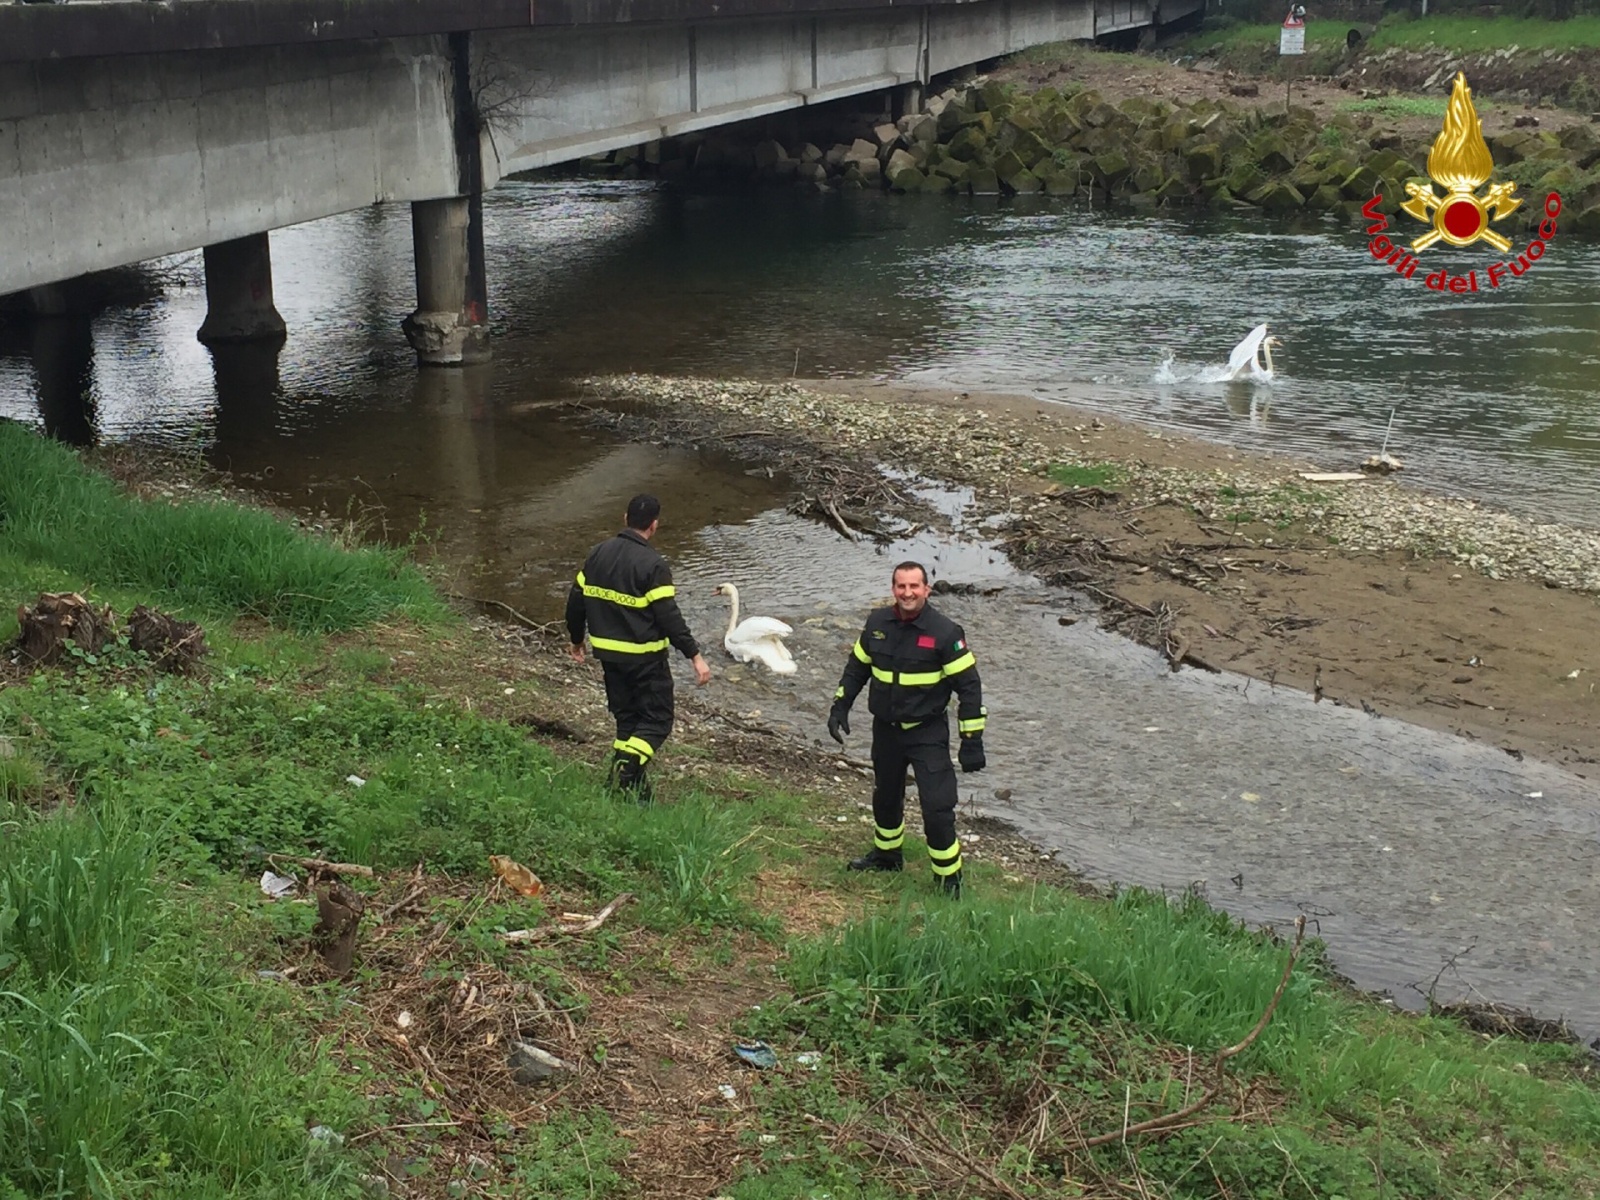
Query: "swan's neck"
724 587 740 637
1260 340 1275 377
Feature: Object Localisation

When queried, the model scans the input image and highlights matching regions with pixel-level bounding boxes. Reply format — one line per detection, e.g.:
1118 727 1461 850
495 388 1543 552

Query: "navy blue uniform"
832 602 986 880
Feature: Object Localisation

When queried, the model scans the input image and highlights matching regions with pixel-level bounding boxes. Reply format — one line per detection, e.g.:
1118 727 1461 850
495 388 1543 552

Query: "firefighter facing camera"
828 561 987 898
566 493 712 804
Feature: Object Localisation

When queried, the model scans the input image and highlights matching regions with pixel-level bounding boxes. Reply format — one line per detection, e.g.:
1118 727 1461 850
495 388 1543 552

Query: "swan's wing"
1225 324 1270 379
732 617 793 640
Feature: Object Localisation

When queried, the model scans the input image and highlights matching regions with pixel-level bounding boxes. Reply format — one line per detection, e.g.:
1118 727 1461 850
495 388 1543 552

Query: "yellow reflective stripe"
833 686 846 700
612 739 631 753
943 652 976 676
875 823 905 850
959 716 987 733
899 721 923 730
852 640 871 664
581 582 650 608
643 584 676 603
623 736 655 761
929 840 962 875
872 666 944 686
589 635 669 654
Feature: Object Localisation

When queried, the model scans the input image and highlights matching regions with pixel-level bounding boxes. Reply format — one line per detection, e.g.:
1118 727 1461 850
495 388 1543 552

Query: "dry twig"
1077 915 1307 1150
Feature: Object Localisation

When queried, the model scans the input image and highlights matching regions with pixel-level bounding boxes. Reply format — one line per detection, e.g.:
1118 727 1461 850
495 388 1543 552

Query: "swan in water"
712 583 797 675
1224 323 1283 382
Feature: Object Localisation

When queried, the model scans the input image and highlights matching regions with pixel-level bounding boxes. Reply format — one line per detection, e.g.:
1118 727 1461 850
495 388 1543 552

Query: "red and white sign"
1279 12 1306 55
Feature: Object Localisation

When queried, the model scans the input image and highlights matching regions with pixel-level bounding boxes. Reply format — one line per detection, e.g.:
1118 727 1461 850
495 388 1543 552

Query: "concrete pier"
196 234 287 345
402 198 490 367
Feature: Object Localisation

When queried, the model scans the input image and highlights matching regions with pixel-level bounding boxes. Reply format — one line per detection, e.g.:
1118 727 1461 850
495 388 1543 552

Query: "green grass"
739 889 1600 1197
1183 13 1600 54
1047 461 1123 488
1367 13 1600 52
0 422 445 633
0 803 366 1199
1340 94 1497 117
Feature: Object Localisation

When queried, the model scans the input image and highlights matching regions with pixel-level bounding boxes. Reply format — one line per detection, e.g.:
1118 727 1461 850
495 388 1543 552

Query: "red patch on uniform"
917 635 937 649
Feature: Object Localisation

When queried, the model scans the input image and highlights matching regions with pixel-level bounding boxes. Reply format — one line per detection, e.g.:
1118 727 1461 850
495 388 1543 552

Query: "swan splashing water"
1220 322 1282 383
1155 324 1284 385
712 583 797 675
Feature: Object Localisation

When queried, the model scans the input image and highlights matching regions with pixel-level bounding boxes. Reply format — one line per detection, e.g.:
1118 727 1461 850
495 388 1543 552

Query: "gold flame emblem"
1399 72 1520 251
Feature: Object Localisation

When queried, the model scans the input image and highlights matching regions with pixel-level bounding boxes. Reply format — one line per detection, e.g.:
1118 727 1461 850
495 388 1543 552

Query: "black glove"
958 735 986 773
827 704 851 745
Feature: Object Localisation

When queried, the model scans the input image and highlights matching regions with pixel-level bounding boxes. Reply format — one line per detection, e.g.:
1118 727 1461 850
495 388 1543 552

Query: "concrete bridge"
0 0 1200 364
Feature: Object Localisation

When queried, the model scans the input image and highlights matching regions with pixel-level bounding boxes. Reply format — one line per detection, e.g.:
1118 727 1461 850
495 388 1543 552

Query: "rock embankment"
575 76 1600 236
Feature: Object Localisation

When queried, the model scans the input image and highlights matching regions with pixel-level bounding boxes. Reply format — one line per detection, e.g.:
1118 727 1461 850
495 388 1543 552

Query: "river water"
4 180 1600 1035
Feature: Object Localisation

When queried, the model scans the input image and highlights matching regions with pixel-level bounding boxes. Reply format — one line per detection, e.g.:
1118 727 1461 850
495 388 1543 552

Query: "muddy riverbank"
571 373 1600 775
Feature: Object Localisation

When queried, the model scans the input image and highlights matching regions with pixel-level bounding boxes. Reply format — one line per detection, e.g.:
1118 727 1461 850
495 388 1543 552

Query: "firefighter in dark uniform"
566 494 712 803
828 560 986 897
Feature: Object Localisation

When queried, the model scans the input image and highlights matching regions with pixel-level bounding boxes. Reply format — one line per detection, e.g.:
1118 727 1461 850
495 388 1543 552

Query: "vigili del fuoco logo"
1363 71 1561 292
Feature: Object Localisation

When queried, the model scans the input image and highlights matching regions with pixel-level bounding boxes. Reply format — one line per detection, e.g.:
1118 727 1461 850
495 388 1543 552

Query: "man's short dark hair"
891 561 929 585
626 494 661 531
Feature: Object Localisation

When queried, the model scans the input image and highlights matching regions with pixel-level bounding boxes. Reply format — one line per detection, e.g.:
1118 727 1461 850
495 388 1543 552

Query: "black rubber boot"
847 849 903 873
938 870 963 899
615 759 653 807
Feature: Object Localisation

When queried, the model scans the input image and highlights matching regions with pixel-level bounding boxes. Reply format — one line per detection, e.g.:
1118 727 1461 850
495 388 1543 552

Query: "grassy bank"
1185 13 1600 55
4 423 1600 1198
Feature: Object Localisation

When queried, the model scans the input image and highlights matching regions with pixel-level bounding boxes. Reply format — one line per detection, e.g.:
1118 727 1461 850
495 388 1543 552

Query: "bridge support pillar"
894 83 924 120
197 233 287 345
403 197 489 367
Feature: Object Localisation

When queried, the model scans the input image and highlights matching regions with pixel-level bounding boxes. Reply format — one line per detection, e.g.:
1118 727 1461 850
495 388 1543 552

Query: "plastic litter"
795 1051 823 1070
733 1040 778 1069
345 774 367 787
489 854 544 898
259 870 298 899
717 1083 738 1100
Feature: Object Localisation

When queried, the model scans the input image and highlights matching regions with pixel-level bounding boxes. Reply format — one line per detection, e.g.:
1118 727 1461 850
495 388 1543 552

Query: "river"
4 179 1600 1036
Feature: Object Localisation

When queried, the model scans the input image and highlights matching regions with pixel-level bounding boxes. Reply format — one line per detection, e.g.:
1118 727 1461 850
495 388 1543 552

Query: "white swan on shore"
1224 323 1283 382
712 583 796 675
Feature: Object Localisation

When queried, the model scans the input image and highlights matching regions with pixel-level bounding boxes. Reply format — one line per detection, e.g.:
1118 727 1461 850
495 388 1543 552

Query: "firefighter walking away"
567 494 712 804
828 560 986 897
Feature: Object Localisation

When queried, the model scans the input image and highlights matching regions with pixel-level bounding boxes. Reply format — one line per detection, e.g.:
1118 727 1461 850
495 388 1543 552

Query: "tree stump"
127 604 209 673
13 592 114 665
313 879 366 977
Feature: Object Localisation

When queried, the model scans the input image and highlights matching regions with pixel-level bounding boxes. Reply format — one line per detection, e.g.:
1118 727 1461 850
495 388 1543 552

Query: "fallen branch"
1077 915 1306 1149
821 496 857 542
269 854 375 879
447 591 559 634
502 892 634 942
377 884 429 924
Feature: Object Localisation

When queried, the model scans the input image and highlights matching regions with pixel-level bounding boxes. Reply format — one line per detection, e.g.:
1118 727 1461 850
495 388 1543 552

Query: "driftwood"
13 592 114 665
1432 1000 1578 1045
127 604 209 673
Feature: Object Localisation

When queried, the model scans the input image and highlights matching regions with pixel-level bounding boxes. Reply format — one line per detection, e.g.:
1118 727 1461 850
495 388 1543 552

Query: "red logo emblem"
917 635 937 649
